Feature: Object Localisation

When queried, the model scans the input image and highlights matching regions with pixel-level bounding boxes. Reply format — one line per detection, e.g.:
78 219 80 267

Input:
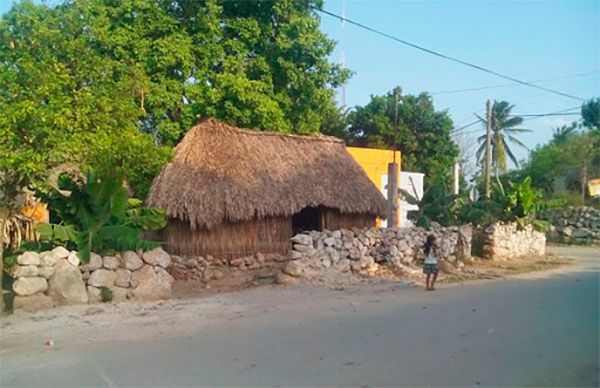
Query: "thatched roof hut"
148 119 387 257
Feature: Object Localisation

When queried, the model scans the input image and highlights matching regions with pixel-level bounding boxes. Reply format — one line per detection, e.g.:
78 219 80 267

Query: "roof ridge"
195 118 344 144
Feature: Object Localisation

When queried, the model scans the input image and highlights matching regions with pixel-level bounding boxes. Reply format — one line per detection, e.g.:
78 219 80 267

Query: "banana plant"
37 173 166 263
460 177 548 231
399 178 463 228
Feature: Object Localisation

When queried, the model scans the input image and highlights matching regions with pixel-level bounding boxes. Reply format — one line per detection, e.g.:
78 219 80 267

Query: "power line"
453 120 480 133
313 7 586 101
431 71 598 95
457 106 582 135
515 105 581 117
514 112 580 117
450 82 585 125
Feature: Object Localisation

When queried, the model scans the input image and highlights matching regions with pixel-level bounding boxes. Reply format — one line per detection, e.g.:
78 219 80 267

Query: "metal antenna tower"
339 0 346 108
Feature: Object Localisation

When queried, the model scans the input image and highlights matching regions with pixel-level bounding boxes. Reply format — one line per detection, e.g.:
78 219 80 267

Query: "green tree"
0 1 171 198
520 127 600 201
476 100 530 175
149 0 349 143
320 105 351 140
346 87 459 185
0 0 348 197
581 97 600 131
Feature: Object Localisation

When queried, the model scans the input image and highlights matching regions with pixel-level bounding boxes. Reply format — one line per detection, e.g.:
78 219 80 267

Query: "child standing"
423 235 439 291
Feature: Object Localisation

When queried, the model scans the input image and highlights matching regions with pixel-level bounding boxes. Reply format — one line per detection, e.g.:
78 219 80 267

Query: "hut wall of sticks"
147 119 387 259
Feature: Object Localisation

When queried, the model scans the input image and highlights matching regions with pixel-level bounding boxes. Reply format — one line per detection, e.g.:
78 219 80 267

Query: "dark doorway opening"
292 207 321 235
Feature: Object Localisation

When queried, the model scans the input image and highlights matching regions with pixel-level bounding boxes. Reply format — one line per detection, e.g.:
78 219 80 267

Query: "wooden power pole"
484 99 493 199
387 162 399 228
386 89 401 228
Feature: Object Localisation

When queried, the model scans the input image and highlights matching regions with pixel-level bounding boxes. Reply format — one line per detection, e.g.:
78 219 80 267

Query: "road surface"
1 246 598 387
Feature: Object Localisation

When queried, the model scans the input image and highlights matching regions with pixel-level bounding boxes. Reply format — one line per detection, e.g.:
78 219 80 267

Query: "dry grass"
440 255 575 283
147 119 387 230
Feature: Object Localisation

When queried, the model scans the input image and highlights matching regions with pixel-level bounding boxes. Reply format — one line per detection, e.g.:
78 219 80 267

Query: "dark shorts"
423 263 438 274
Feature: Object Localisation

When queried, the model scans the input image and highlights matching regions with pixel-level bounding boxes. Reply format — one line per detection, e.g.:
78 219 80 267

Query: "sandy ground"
0 245 598 387
0 252 577 353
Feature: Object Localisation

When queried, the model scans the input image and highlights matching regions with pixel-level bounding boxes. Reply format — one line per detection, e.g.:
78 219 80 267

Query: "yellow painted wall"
347 147 401 228
346 147 401 191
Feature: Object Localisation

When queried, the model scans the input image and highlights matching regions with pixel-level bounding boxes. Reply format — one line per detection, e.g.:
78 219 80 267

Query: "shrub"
400 177 464 228
461 177 548 231
99 286 113 303
37 173 166 263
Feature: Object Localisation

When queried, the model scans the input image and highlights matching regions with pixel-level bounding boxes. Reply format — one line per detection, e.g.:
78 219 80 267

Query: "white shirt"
424 247 438 264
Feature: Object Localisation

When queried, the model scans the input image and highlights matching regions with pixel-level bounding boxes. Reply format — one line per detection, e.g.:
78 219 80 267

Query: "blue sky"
319 0 599 166
2 0 598 167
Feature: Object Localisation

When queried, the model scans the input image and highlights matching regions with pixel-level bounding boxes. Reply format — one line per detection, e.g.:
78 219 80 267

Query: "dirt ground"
172 253 575 299
440 254 574 282
0 250 577 355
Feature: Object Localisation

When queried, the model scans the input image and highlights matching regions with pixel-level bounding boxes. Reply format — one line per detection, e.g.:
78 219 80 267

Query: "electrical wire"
456 106 582 135
313 6 587 101
431 71 598 95
514 112 580 117
452 120 480 133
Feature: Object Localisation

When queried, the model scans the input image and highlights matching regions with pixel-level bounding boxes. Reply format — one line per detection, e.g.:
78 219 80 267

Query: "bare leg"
425 273 431 290
431 272 438 290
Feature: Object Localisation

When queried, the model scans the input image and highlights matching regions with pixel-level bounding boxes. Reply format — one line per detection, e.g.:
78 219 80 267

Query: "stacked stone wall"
477 223 546 260
11 247 174 312
169 252 288 288
278 225 473 283
538 206 600 245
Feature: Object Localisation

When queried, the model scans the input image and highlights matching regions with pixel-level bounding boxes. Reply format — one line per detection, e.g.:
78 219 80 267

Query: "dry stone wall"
477 223 546 260
169 252 288 288
11 247 175 313
278 225 473 283
538 206 600 245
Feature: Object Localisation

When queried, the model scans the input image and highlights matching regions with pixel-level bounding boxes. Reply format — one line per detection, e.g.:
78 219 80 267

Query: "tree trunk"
0 211 5 315
0 238 4 314
581 162 588 204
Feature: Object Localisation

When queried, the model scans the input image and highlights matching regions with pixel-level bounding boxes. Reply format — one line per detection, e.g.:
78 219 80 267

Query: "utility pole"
386 89 401 228
387 163 399 228
452 161 460 195
484 99 493 199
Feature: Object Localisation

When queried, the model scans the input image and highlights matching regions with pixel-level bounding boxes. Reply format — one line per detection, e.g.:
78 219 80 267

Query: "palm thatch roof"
147 119 387 230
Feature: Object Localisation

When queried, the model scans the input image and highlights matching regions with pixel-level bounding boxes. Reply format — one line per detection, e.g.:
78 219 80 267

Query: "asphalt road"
1 246 598 387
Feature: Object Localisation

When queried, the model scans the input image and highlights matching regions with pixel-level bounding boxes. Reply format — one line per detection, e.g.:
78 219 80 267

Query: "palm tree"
476 100 530 175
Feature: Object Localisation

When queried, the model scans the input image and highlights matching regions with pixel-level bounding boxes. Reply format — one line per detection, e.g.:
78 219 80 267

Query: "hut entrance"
292 206 322 234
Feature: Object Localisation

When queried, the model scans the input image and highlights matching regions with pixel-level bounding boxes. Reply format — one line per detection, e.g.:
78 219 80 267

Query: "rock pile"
538 206 600 245
479 223 545 260
11 247 175 312
278 225 472 284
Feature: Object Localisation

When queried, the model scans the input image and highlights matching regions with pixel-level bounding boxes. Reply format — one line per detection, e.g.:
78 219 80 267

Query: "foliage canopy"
345 87 459 185
0 0 347 197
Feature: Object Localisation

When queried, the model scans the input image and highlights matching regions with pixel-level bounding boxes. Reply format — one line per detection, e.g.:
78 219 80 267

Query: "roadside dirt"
440 254 575 283
0 252 576 356
171 253 575 301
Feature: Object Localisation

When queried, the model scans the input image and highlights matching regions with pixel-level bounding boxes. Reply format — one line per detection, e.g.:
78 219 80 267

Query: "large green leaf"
94 225 159 252
36 223 80 246
125 206 166 230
